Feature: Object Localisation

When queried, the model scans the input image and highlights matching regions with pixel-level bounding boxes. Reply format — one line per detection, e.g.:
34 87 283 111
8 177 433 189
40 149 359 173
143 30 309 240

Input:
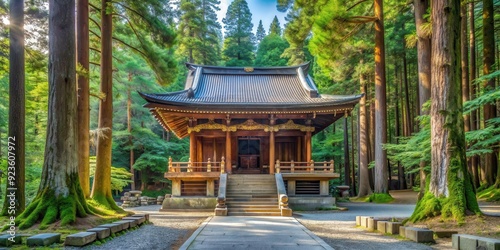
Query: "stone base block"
368 218 389 231
452 234 500 250
214 207 227 216
27 233 61 247
87 227 110 240
281 208 293 217
399 226 406 238
356 216 361 226
405 227 434 243
123 219 138 228
377 221 388 233
386 222 402 235
0 234 22 247
360 216 371 228
123 216 144 225
65 232 96 247
97 223 122 234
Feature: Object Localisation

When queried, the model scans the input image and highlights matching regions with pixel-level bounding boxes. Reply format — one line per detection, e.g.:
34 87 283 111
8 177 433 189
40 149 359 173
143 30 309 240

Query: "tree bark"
2 0 25 215
482 0 497 186
127 86 135 190
374 0 388 194
358 72 372 197
414 0 431 199
469 1 479 188
92 0 120 210
343 116 351 189
16 0 90 229
77 0 90 199
411 0 480 222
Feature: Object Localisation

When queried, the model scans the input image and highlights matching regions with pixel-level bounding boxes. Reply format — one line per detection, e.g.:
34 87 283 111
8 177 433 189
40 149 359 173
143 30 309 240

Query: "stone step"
27 233 61 247
226 200 278 205
226 191 277 195
229 207 281 212
226 197 277 202
228 211 282 216
64 232 96 247
227 204 279 209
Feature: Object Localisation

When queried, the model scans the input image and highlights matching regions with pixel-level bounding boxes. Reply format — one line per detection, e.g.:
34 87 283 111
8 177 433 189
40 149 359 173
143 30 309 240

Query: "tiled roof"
140 63 362 108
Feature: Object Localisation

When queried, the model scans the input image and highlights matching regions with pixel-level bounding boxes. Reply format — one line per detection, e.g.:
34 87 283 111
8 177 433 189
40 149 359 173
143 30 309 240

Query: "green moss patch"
367 193 394 203
477 185 500 202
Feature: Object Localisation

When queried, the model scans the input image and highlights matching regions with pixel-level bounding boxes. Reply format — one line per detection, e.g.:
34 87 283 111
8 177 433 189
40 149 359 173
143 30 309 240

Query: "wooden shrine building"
140 63 362 214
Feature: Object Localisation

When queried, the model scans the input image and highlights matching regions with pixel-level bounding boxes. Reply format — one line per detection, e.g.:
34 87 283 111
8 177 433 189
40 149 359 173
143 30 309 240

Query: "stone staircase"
226 174 281 216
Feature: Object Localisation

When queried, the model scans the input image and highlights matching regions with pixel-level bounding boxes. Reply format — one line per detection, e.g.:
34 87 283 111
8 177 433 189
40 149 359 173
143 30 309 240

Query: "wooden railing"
168 157 226 173
275 160 334 173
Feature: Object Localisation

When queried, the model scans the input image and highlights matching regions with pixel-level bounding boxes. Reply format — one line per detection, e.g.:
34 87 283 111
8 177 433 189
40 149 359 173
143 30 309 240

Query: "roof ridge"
185 62 310 71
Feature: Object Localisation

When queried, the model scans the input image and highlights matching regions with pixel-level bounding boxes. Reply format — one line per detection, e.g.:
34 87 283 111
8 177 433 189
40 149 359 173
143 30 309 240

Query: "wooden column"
189 133 196 162
226 130 231 173
269 115 276 174
306 131 312 162
297 136 302 162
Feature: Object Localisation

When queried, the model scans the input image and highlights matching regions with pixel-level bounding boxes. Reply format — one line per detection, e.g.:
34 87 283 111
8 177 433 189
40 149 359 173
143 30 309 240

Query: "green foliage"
177 0 222 65
367 193 394 203
254 34 289 66
269 16 282 36
222 0 255 66
255 20 266 43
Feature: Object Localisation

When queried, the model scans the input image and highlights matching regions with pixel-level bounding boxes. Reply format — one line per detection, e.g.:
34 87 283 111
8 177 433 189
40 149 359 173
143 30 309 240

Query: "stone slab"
386 222 402 235
377 221 388 234
123 219 138 228
65 232 96 247
0 234 21 247
123 216 144 225
281 208 293 217
356 216 361 226
96 223 122 234
214 208 227 216
405 227 434 243
87 227 110 240
112 220 130 230
478 237 500 250
26 233 61 247
132 213 149 221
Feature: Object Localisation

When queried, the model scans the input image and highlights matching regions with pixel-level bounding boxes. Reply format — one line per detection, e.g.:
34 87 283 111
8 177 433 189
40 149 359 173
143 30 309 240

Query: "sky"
217 0 288 35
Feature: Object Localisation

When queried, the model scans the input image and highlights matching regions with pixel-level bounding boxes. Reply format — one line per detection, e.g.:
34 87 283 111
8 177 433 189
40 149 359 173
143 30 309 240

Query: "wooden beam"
269 116 276 174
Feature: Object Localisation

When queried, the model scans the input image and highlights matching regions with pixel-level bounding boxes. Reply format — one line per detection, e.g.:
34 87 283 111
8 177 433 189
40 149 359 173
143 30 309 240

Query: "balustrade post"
207 158 211 172
221 156 225 173
276 160 280 173
168 156 173 172
309 160 314 172
187 157 192 172
291 160 295 173
323 161 327 171
330 160 334 172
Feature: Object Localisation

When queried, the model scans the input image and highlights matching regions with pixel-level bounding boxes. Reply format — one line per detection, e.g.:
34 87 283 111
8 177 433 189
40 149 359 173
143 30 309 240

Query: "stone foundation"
288 196 336 210
160 197 217 211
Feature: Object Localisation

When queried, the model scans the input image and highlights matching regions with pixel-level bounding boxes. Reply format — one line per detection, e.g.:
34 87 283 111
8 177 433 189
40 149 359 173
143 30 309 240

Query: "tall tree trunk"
374 0 388 194
403 51 412 136
469 1 480 188
461 2 472 182
358 72 373 197
77 0 90 199
343 116 351 191
351 115 356 195
414 0 431 199
369 95 375 189
2 0 26 215
482 0 497 186
394 65 406 190
16 0 90 229
411 0 480 222
91 0 120 210
127 86 135 190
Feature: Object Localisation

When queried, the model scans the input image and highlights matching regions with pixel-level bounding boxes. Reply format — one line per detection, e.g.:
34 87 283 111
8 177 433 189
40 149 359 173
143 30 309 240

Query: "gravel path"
66 206 211 250
295 203 439 250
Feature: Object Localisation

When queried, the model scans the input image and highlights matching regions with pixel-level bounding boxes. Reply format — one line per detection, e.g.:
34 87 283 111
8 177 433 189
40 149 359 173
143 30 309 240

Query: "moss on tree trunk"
410 0 480 223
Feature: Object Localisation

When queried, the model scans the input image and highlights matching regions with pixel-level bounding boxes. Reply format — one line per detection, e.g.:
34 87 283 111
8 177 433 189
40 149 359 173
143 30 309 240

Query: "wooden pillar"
306 131 312 162
226 130 231 173
189 133 196 163
269 115 276 174
297 136 302 162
